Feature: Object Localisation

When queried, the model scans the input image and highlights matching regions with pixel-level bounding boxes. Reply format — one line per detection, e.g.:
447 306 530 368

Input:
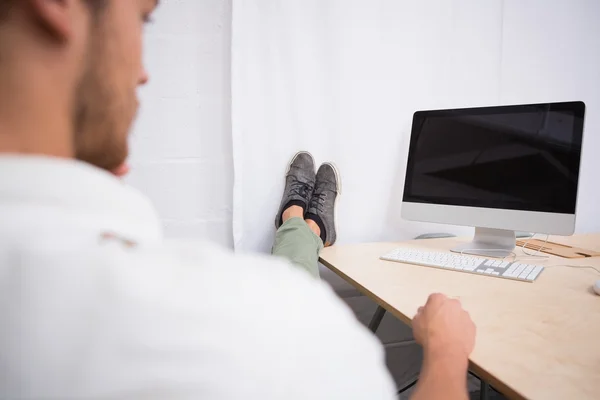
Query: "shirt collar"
0 155 162 240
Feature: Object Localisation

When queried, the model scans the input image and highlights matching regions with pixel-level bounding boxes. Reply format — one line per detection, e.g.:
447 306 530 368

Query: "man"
0 0 476 399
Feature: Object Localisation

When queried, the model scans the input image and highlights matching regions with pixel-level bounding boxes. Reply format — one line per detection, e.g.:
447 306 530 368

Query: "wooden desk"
319 234 600 400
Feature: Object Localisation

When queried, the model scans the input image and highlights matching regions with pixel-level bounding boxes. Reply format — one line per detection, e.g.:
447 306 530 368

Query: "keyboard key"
514 264 526 277
504 265 517 277
527 266 544 281
519 265 534 279
502 269 515 278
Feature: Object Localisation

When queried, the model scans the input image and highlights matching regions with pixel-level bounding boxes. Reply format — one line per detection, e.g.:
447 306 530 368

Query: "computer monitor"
402 101 586 257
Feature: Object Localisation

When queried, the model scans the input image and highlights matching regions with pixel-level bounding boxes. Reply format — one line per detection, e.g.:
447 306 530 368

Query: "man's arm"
411 349 470 400
410 293 476 400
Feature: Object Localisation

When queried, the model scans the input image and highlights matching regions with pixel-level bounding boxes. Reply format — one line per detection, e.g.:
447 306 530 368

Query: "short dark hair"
0 0 107 23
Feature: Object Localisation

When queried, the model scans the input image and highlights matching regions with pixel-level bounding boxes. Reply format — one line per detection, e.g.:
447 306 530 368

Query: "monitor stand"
451 227 516 258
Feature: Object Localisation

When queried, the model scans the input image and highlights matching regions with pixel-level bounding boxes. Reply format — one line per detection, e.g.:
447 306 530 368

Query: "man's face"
74 0 156 172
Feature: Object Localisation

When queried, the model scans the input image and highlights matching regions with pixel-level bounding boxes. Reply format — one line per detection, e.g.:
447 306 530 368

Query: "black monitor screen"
403 102 585 214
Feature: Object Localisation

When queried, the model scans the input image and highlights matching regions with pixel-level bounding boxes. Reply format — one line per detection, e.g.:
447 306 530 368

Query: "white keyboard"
381 248 545 282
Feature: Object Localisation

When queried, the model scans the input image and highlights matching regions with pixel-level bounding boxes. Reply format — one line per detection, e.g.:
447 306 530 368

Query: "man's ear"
29 0 75 41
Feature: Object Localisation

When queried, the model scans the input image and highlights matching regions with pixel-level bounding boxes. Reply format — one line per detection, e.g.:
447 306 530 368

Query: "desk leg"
368 306 386 333
480 381 490 400
397 378 418 395
367 306 419 396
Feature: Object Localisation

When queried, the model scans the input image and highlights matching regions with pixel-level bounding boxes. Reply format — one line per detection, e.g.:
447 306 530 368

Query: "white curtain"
231 0 600 254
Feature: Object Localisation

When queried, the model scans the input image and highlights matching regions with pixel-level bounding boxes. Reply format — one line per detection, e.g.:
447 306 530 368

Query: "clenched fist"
413 293 476 359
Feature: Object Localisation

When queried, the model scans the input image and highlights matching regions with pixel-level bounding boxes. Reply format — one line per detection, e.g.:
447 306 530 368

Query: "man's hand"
412 293 476 360
410 294 475 400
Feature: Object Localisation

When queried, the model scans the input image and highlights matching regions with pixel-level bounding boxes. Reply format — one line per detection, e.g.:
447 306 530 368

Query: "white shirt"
0 156 395 399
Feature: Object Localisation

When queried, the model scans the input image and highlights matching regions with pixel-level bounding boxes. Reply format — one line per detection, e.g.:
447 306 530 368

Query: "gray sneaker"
306 163 341 246
274 151 316 229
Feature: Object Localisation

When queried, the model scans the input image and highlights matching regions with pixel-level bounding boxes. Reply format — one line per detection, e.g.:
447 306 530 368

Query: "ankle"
305 212 327 243
305 219 321 237
282 205 304 223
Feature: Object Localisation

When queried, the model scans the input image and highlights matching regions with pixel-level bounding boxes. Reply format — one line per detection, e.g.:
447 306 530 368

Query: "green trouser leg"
272 217 324 279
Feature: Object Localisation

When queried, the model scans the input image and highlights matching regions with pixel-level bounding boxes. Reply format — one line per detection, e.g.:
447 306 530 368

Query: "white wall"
126 0 234 248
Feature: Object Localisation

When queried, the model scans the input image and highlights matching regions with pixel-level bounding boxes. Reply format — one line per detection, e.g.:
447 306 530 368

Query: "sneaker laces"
310 190 327 213
289 179 313 199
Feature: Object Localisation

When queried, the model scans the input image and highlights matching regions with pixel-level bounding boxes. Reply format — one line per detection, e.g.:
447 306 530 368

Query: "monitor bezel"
401 101 585 235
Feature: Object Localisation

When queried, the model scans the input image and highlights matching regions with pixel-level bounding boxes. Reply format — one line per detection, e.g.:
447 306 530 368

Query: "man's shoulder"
4 237 353 329
92 240 383 362
158 240 350 319
105 240 374 351
11 237 350 325
1 240 395 399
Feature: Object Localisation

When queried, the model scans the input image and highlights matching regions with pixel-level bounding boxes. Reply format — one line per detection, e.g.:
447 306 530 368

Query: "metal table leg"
397 378 418 395
368 306 421 396
480 381 490 400
368 305 386 333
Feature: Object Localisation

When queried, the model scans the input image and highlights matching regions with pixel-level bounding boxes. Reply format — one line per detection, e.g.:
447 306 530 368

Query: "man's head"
0 0 158 171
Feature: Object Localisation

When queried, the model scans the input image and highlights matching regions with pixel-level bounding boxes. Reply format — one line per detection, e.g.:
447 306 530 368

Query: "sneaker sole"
275 151 316 229
321 161 341 246
322 161 342 195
